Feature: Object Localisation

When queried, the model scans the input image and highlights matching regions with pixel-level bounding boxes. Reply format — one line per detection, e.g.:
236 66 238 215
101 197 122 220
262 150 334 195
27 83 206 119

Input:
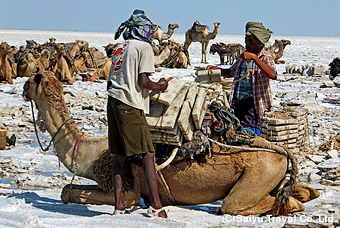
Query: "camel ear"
34 73 42 86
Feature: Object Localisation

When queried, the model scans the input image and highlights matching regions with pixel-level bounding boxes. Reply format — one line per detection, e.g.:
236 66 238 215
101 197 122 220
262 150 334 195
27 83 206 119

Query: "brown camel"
0 43 16 84
81 47 111 80
103 43 121 58
64 40 89 58
184 21 220 63
150 23 179 44
25 40 38 51
54 43 75 85
210 43 245 65
16 52 42 77
22 71 319 216
266 39 291 64
154 40 188 69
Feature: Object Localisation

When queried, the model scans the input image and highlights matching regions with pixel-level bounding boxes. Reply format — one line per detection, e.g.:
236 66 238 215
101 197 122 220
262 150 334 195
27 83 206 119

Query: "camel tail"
273 146 298 215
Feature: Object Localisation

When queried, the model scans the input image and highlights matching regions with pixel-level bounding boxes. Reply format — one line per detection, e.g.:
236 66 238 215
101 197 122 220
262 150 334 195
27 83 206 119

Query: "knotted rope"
209 101 255 143
69 134 84 203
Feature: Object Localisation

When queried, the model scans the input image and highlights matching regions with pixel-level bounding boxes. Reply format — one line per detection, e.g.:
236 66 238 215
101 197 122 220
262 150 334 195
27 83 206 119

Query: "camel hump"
192 20 208 32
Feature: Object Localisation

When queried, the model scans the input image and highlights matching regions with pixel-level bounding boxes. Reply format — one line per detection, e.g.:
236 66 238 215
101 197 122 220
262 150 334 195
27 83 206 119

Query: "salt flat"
0 30 340 227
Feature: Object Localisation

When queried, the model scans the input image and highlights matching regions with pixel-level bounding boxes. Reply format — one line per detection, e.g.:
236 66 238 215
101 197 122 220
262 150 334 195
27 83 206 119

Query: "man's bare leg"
142 152 168 218
112 153 126 213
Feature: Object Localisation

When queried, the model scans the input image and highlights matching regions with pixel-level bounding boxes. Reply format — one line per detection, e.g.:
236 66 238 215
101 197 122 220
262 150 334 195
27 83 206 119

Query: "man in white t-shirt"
107 9 168 218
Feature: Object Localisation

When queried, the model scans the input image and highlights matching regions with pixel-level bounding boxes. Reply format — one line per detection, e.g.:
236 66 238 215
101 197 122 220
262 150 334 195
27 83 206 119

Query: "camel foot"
291 185 320 203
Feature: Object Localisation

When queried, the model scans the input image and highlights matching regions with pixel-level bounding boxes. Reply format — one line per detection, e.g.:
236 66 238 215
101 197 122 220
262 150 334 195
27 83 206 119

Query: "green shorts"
107 97 154 157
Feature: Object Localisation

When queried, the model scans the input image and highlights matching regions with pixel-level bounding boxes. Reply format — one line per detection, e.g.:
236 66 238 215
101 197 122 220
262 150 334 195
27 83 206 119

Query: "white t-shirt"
107 39 155 114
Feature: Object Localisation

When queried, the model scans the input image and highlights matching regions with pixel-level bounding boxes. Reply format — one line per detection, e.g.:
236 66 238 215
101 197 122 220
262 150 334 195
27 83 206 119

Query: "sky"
0 0 339 37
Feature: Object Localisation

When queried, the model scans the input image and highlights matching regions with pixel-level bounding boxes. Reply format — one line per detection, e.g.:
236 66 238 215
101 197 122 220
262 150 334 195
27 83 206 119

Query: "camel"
329 57 340 80
103 43 121 58
81 47 111 80
16 52 43 77
154 40 176 66
266 39 291 64
154 40 188 69
25 40 38 51
64 40 89 58
210 43 245 65
150 23 179 44
22 71 320 216
0 42 16 84
54 43 75 85
184 21 220 64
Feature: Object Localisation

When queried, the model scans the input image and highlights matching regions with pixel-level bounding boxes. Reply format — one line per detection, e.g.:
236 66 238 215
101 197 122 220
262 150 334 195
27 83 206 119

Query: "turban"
245 22 273 47
114 9 156 43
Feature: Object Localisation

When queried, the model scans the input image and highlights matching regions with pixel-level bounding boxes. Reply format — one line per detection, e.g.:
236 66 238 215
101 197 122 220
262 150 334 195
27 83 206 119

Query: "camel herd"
0 21 292 85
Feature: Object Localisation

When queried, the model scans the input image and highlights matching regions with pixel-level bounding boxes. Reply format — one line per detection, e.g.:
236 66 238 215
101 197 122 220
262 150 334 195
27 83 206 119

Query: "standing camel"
184 21 220 64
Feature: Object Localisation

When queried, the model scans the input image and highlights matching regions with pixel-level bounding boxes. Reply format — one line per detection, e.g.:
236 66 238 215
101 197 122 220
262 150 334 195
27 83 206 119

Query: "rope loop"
30 100 71 152
209 101 256 143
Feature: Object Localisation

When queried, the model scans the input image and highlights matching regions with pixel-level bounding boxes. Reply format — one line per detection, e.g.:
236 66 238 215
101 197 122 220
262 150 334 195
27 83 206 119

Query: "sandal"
146 206 168 218
113 209 129 215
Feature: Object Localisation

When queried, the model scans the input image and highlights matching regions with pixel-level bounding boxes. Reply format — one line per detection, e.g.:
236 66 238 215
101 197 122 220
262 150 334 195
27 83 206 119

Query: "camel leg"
61 184 115 205
220 155 305 215
204 41 209 63
201 42 205 63
220 55 224 65
61 184 141 207
291 185 320 203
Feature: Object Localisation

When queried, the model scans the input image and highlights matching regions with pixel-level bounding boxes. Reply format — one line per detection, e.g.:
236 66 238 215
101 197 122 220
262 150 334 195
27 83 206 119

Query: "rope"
30 100 71 152
157 170 177 205
206 136 277 153
69 134 84 203
209 101 255 143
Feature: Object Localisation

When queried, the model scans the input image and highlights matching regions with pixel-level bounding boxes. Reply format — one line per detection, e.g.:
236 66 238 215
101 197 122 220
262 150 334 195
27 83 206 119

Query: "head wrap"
114 9 156 43
245 22 273 47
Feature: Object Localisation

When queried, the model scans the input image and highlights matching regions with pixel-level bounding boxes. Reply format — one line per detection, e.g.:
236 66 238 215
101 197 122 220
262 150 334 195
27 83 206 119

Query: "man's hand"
241 51 256 61
206 65 220 70
157 78 168 91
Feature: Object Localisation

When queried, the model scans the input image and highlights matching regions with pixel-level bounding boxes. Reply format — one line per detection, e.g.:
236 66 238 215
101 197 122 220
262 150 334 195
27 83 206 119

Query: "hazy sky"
0 0 339 37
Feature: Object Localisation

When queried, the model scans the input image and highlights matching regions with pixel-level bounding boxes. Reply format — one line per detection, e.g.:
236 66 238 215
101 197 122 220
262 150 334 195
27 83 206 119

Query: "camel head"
168 40 177 49
169 23 179 30
209 43 218 55
0 42 12 55
75 40 89 48
103 43 120 57
49 38 56 43
23 71 63 104
26 40 37 49
55 43 66 55
214 22 221 29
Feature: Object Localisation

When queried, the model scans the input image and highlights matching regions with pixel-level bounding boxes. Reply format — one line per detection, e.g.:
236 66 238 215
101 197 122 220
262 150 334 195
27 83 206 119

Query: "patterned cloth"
230 97 264 135
229 48 276 120
234 60 254 100
245 22 273 47
114 9 156 43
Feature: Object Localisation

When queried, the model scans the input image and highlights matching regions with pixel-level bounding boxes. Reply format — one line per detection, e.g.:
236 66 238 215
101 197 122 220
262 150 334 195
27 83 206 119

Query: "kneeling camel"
23 71 319 216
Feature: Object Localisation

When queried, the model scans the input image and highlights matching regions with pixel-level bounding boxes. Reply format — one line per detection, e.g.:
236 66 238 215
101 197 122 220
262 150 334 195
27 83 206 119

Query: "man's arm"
206 66 233 78
241 52 276 79
138 73 168 91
